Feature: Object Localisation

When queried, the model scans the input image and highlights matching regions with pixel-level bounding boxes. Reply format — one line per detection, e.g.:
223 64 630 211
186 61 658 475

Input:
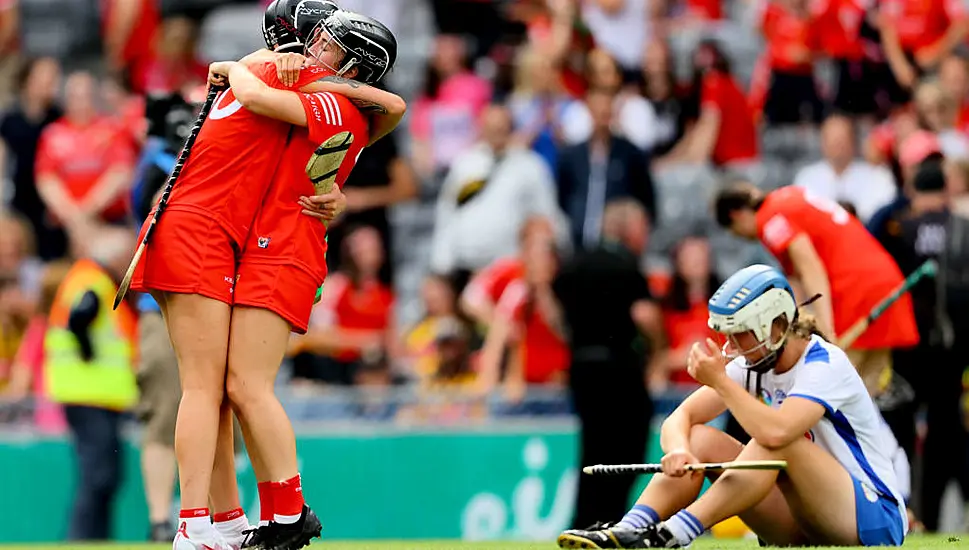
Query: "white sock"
214 513 250 538
664 511 705 546
258 520 270 527
180 514 213 536
274 512 302 525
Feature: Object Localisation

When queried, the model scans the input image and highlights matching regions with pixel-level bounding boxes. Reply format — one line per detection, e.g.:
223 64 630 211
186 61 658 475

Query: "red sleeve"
463 265 501 309
700 74 722 112
760 211 802 255
495 280 528 322
298 91 368 143
34 129 58 178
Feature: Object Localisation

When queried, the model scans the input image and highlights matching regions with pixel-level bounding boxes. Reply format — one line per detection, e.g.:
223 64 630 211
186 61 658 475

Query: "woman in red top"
754 0 824 125
656 235 721 389
673 41 758 167
288 225 396 385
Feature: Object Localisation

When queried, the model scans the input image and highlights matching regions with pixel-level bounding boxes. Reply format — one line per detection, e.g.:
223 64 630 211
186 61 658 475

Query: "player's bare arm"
660 386 727 454
301 75 406 144
786 235 836 339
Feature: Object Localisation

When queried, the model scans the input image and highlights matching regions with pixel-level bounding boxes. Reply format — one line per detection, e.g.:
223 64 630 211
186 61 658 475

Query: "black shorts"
764 70 824 125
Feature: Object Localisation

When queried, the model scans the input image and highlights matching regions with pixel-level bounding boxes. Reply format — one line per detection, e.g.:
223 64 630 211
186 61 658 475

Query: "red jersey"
756 186 919 348
462 257 526 311
663 299 715 385
814 0 868 60
35 116 136 222
760 1 818 74
701 72 759 166
314 273 394 362
496 280 570 384
164 62 331 246
244 90 370 279
880 0 965 54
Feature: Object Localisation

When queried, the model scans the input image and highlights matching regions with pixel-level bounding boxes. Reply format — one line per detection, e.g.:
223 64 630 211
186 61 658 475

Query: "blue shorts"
852 477 904 546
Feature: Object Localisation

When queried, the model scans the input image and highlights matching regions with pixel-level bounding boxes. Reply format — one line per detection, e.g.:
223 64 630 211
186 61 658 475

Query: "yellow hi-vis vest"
45 259 139 410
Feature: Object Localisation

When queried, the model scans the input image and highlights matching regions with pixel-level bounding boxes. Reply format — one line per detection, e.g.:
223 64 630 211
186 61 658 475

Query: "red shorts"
131 210 239 305
834 289 920 350
233 201 328 333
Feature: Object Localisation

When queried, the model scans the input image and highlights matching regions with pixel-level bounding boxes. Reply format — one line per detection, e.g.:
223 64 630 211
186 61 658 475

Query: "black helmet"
305 9 398 84
262 0 339 54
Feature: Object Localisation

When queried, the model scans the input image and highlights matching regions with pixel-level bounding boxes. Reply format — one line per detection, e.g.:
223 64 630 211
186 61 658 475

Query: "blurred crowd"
1 0 969 533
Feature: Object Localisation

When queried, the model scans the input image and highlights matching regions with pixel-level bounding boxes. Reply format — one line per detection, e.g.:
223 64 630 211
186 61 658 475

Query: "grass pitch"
0 534 963 550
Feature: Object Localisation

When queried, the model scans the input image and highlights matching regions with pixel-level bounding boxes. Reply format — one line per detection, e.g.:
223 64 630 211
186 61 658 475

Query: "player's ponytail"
791 311 829 341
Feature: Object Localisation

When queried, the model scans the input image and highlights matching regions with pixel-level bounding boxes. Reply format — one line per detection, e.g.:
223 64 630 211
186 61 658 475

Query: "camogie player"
712 182 918 397
130 3 402 549
203 9 402 550
558 264 907 548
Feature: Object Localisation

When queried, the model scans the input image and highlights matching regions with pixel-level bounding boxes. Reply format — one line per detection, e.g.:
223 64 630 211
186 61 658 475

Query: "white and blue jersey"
726 336 907 545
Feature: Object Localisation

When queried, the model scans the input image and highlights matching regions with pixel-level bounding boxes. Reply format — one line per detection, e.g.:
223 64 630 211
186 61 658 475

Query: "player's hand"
299 188 347 222
275 52 307 87
208 61 233 86
661 448 701 478
687 338 728 388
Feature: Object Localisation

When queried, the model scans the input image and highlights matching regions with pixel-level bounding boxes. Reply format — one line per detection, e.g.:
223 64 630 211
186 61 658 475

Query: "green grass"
0 534 964 550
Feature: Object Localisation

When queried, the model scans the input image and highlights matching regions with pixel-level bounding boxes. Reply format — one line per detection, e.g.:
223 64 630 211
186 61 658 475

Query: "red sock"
271 474 305 521
179 508 209 519
257 481 275 524
212 508 244 523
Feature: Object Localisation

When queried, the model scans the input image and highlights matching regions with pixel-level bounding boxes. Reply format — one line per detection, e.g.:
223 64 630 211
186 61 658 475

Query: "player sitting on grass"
558 264 907 548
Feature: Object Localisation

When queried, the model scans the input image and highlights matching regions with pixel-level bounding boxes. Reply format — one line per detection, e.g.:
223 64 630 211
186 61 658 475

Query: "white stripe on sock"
274 512 301 525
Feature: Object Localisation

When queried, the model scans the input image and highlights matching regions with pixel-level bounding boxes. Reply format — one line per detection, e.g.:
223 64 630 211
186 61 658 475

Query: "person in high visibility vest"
45 228 139 541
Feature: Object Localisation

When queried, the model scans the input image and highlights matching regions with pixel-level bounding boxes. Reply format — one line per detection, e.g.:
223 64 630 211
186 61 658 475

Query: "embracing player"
128 2 404 549
712 182 919 397
201 7 403 549
558 265 906 548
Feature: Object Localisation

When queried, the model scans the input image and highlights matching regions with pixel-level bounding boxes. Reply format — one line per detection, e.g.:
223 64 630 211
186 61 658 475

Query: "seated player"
558 264 907 548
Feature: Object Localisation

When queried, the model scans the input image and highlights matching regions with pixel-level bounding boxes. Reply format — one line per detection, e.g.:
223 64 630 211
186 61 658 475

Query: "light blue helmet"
708 264 797 370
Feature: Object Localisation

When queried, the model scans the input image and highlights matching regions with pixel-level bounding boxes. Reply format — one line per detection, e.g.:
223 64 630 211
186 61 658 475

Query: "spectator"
507 45 572 171
460 216 556 328
814 0 879 116
45 228 139 541
640 38 689 158
430 104 566 277
793 114 897 223
884 160 969 531
913 79 969 160
35 72 136 246
289 226 396 386
140 16 208 95
409 34 492 186
550 198 662 529
0 211 43 300
752 0 824 126
327 122 419 286
938 54 969 135
557 87 656 248
580 0 654 77
0 0 18 108
653 234 721 391
476 222 570 403
0 260 70 434
101 0 161 95
945 158 969 216
560 48 659 152
403 274 467 380
0 57 66 260
509 0 595 98
669 40 758 168
878 0 969 103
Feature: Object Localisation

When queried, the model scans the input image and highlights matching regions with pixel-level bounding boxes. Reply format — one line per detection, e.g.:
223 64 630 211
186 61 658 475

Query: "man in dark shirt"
883 160 969 531
551 198 663 529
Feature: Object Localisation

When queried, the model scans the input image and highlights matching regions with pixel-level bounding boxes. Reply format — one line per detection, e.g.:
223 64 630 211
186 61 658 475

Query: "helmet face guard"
304 11 392 83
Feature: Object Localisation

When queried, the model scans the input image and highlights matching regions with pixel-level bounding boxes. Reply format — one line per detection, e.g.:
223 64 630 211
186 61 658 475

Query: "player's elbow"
753 425 799 450
386 95 407 117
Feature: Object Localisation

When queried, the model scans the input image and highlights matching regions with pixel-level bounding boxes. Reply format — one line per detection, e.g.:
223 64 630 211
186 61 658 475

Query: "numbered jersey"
165 61 332 246
756 186 918 347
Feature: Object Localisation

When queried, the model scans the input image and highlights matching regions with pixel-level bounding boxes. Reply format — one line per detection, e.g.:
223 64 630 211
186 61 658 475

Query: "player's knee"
224 368 267 412
688 424 743 462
